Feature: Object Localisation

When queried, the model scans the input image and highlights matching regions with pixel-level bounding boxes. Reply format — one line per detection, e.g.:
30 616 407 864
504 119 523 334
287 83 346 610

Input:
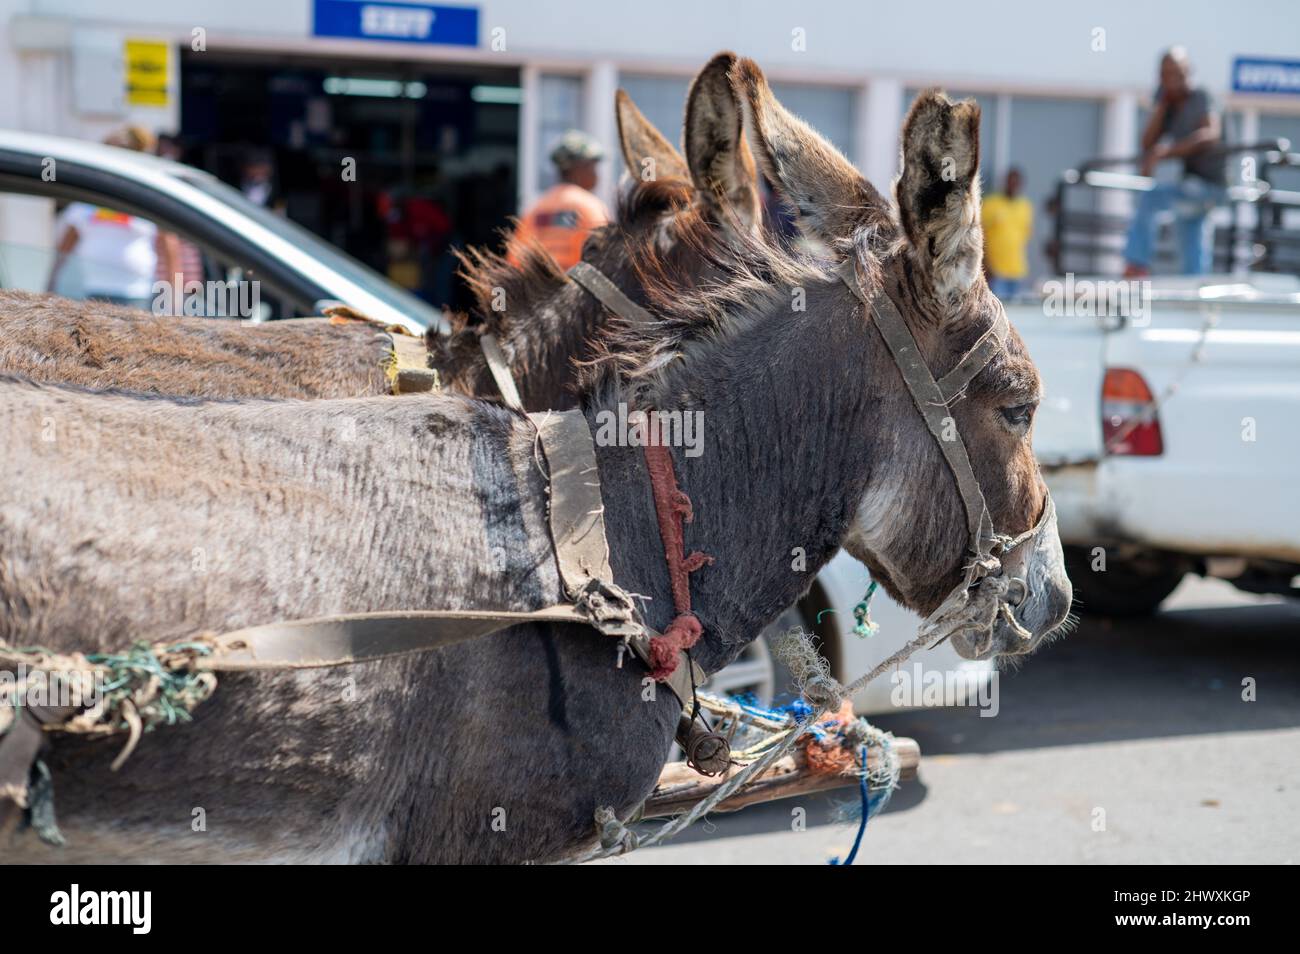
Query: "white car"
0 130 440 333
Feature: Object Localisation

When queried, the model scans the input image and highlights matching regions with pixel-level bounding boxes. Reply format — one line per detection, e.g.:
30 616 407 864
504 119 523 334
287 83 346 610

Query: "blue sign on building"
313 0 479 47
1232 57 1300 95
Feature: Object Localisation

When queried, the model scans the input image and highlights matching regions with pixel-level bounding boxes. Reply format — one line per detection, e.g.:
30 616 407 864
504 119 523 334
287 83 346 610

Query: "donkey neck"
589 283 882 675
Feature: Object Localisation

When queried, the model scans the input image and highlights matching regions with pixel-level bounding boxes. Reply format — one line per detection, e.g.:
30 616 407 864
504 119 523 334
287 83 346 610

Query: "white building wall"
11 0 1300 102
4 0 1299 255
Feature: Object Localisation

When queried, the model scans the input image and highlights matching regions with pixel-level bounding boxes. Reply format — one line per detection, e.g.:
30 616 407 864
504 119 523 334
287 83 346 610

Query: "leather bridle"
835 259 1055 610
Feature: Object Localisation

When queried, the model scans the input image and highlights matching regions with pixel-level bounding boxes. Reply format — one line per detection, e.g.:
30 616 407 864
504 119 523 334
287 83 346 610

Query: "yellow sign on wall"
124 39 170 107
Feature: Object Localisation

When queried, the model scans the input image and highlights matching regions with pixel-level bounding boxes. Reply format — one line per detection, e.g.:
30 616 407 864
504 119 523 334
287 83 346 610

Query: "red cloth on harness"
643 440 714 680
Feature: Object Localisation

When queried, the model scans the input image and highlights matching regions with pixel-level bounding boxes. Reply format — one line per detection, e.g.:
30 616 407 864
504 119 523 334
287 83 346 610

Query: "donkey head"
733 60 1071 659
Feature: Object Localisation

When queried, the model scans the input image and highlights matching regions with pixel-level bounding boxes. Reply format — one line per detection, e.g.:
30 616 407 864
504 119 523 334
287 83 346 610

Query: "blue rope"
829 745 871 866
726 694 840 742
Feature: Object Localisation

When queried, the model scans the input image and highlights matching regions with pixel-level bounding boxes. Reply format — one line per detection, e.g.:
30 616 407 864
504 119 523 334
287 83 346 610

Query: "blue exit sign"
313 0 479 46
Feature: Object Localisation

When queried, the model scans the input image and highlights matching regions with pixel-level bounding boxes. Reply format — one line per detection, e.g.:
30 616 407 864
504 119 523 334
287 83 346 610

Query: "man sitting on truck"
1123 47 1228 277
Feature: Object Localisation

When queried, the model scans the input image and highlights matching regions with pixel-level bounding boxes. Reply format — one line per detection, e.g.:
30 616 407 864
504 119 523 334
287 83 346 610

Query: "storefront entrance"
180 49 519 312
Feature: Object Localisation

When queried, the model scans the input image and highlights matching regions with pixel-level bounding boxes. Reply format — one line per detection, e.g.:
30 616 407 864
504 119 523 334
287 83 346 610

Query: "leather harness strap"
528 409 614 594
528 409 705 708
479 333 525 411
567 261 656 325
936 311 1011 403
198 606 591 672
837 259 1000 555
387 332 440 395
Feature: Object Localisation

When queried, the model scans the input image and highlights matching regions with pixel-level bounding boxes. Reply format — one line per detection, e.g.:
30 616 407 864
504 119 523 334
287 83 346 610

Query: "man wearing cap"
511 130 610 270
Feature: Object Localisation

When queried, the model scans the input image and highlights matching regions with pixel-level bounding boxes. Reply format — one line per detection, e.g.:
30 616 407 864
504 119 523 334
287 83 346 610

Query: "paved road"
612 576 1300 864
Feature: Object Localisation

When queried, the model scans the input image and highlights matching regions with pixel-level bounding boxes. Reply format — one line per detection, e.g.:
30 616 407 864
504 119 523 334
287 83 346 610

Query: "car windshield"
179 170 442 330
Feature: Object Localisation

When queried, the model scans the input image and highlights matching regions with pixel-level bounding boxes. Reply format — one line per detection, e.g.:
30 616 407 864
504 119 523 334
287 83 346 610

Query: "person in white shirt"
47 127 180 311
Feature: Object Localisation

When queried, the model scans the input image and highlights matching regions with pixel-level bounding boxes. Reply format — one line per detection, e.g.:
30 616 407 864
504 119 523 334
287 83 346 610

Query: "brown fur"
0 292 392 398
684 52 762 236
732 57 894 250
895 90 986 305
616 89 690 184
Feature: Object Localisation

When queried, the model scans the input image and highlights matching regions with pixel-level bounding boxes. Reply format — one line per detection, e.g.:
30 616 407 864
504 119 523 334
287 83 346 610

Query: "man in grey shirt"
1124 47 1228 276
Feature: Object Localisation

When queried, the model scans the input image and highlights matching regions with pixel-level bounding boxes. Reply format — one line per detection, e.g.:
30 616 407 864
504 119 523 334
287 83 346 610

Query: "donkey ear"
616 89 689 185
683 52 761 233
731 57 891 247
896 90 984 303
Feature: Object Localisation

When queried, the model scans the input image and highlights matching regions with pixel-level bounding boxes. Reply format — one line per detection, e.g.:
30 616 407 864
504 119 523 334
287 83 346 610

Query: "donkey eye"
1000 402 1036 428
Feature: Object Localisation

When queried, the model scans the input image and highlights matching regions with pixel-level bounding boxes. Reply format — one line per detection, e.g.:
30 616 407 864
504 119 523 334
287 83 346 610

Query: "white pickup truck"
1013 273 1300 614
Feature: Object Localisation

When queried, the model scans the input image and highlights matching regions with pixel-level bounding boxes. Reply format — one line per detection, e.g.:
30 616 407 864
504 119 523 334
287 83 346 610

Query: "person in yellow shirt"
511 130 611 270
981 168 1033 299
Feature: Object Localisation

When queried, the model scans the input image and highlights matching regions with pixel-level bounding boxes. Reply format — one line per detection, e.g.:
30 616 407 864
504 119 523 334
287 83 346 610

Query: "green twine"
1 639 218 850
83 640 217 733
852 580 880 638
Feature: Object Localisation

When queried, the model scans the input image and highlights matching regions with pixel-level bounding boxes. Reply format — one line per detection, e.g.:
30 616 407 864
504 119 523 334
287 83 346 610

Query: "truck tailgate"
1100 299 1300 560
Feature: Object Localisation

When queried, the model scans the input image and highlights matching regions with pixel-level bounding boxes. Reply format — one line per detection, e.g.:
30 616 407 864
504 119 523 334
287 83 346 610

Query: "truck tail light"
1102 367 1163 456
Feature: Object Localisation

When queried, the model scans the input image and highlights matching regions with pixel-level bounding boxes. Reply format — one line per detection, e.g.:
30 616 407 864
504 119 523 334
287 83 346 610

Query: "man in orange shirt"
511 130 610 270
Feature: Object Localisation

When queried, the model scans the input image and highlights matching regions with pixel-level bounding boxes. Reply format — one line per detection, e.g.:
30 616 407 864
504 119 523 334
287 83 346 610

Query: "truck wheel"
1065 546 1186 617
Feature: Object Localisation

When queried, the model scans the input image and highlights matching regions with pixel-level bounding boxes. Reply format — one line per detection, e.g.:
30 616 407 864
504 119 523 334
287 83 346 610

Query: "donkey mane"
440 176 728 402
453 236 565 337
581 210 895 403
452 177 699 336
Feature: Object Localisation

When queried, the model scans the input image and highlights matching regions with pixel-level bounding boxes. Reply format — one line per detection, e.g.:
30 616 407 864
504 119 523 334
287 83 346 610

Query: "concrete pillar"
1101 91 1140 161
1097 91 1139 274
1239 107 1261 146
518 63 541 216
583 60 618 212
994 93 1012 181
855 77 903 192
